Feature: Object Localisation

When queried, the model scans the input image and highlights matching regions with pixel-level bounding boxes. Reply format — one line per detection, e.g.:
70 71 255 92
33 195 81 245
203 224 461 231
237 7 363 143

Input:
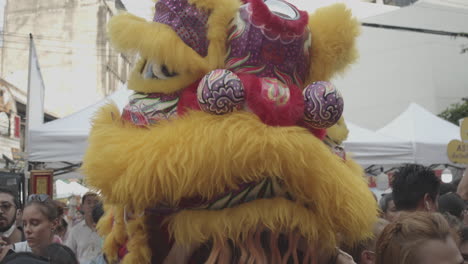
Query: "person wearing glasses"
0 187 23 245
0 194 60 261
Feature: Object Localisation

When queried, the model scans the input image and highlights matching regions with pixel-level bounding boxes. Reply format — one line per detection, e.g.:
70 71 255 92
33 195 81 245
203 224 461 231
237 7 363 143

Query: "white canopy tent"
28 86 132 178
336 0 468 129
55 180 89 199
377 103 460 165
344 122 414 166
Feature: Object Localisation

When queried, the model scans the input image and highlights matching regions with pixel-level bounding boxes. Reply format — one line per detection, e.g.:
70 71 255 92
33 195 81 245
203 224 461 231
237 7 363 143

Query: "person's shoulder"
2 252 48 264
67 220 86 236
71 220 87 230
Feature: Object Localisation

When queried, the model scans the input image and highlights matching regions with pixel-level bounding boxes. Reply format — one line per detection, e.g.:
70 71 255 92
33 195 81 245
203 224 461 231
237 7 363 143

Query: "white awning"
344 122 414 166
377 103 460 165
28 85 132 163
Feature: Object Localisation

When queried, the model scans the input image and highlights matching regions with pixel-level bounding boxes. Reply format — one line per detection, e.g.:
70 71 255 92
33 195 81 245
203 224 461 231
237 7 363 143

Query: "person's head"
22 194 59 257
439 192 466 220
45 243 79 264
376 212 463 264
459 227 468 263
379 194 398 222
440 183 457 196
0 187 20 233
392 164 440 212
81 192 99 218
91 202 104 229
343 218 389 264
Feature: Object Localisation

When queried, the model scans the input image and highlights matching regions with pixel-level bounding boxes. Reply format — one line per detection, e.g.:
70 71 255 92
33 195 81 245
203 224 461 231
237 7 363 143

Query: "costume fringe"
98 206 127 263
122 214 152 264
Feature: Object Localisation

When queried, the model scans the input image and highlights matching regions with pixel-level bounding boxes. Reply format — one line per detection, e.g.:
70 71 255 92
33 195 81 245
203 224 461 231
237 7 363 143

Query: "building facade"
0 0 131 117
0 79 21 163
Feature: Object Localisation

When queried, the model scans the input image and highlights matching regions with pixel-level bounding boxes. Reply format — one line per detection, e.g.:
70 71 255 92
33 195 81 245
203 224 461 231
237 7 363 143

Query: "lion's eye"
160 65 177 78
142 61 178 80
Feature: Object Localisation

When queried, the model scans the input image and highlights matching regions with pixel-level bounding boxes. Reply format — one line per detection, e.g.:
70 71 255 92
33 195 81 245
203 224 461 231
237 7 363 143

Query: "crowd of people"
0 164 467 263
0 190 104 264
362 164 468 264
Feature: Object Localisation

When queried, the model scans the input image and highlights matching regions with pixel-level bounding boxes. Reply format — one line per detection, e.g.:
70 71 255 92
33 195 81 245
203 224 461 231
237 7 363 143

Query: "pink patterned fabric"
121 92 179 126
153 0 210 57
226 0 311 87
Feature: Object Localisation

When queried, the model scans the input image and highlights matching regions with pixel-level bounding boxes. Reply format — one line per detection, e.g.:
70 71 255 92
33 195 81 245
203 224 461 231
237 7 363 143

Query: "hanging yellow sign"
447 118 468 164
461 118 468 141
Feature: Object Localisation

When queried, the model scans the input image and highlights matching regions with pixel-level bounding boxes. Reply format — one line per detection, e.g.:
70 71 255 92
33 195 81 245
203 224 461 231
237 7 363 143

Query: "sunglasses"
27 194 51 203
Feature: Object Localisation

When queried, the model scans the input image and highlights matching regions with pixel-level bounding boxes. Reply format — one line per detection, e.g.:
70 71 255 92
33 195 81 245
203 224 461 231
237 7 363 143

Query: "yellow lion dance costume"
83 0 377 263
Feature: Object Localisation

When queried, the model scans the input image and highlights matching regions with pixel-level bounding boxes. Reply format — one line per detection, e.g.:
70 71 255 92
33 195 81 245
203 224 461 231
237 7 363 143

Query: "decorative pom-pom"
197 69 245 114
303 81 344 129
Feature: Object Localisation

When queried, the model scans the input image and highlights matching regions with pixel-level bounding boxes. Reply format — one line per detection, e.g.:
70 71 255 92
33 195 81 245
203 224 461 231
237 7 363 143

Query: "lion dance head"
83 0 377 263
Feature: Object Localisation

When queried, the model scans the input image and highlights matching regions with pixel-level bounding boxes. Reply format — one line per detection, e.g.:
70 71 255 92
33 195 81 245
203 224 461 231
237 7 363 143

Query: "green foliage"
438 100 468 126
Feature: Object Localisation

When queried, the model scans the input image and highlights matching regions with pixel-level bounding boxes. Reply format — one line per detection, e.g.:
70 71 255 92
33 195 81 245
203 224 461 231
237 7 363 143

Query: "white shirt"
13 241 32 252
0 223 16 240
65 220 102 264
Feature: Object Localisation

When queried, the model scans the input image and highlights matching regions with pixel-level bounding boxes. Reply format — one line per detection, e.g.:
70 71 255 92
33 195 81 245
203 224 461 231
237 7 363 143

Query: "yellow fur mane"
83 104 377 252
306 4 360 84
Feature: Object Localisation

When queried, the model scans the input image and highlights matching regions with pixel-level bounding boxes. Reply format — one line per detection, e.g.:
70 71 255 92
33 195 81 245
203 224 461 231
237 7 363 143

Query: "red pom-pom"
241 75 304 126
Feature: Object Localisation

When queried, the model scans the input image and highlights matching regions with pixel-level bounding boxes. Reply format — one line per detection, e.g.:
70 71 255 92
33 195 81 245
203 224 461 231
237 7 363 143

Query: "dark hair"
379 193 393 213
438 192 465 219
92 202 104 224
0 187 20 209
81 192 98 205
52 200 66 218
461 227 468 244
56 218 68 235
439 183 457 196
391 164 440 211
25 196 59 221
45 243 79 264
